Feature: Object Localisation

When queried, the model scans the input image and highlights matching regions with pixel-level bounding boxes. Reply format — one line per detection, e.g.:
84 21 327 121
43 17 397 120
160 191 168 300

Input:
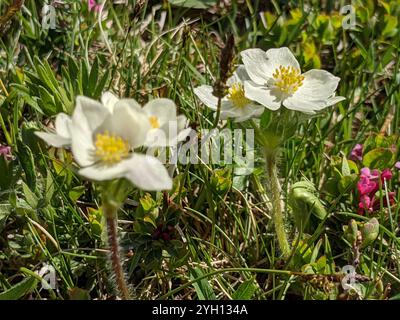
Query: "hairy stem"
104 203 130 300
265 150 291 259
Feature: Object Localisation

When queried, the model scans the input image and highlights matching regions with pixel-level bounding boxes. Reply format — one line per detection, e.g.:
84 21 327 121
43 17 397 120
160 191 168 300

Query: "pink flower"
357 167 395 214
0 145 12 161
381 168 393 181
88 0 102 12
349 144 363 162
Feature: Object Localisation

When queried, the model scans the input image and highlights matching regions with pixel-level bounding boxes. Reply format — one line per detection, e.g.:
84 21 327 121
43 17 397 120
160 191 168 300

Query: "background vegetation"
0 0 399 300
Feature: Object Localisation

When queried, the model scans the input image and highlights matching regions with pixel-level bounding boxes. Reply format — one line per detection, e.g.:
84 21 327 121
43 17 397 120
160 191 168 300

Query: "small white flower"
141 98 192 147
34 91 118 148
35 113 72 147
37 94 173 191
194 66 264 122
241 47 345 113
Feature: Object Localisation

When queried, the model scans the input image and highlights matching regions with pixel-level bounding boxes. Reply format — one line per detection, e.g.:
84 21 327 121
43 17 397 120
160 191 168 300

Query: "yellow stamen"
272 65 304 95
149 116 160 129
228 83 250 108
95 130 130 164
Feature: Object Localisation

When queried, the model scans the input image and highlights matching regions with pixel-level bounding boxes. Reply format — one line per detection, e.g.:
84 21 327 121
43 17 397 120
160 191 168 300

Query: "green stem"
264 150 291 259
103 202 130 300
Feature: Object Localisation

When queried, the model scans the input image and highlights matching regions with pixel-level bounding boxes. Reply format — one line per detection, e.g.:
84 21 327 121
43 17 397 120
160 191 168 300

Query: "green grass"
0 0 400 300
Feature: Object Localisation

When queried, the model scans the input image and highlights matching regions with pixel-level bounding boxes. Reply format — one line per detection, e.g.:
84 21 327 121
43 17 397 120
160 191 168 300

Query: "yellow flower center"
272 65 304 95
228 83 250 108
149 116 160 129
94 130 130 164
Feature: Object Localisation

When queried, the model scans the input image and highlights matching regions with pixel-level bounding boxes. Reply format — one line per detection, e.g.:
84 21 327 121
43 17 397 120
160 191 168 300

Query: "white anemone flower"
194 65 264 122
141 98 192 147
37 95 173 191
35 91 120 149
241 47 345 113
35 113 72 147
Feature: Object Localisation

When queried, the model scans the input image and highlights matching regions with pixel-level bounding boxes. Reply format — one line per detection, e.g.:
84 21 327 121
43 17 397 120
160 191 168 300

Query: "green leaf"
338 174 358 194
16 141 36 190
168 0 216 9
22 182 38 209
260 110 272 129
88 58 99 97
38 85 57 115
232 278 257 300
342 156 351 176
93 70 110 99
81 61 90 95
189 268 216 300
68 287 90 300
383 14 398 37
362 148 393 169
69 186 85 202
0 276 37 300
45 170 55 204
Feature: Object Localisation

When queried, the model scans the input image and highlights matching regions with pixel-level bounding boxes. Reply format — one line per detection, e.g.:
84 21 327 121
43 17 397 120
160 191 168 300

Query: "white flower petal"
219 101 264 122
227 65 251 86
78 160 128 181
125 154 173 191
70 122 95 167
35 132 71 148
177 114 188 132
282 96 319 113
241 47 301 85
73 96 110 132
71 96 105 167
143 98 177 124
295 69 341 100
234 104 265 122
194 85 218 110
265 47 300 72
96 103 150 149
244 81 282 110
241 48 273 84
284 70 344 112
115 98 142 113
101 92 119 112
55 113 71 138
325 95 346 107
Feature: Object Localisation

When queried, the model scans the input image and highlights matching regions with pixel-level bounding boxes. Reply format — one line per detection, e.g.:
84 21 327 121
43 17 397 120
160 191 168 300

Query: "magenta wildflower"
0 145 12 161
349 144 363 162
88 0 102 12
357 167 395 214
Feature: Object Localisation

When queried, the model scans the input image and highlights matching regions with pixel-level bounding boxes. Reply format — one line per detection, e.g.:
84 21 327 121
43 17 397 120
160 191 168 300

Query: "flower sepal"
257 109 302 151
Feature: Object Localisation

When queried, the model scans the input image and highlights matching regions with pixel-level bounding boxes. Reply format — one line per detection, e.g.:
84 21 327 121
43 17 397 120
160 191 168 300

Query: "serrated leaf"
168 0 216 9
22 182 38 209
232 279 257 300
189 268 216 300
